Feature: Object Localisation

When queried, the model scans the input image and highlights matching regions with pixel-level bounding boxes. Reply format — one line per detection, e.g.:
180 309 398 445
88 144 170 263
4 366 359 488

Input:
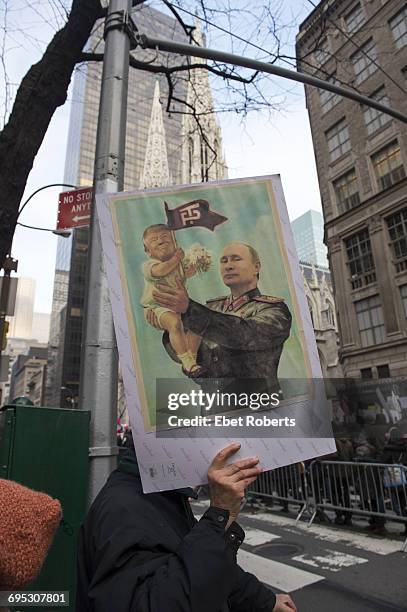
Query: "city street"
192 500 407 611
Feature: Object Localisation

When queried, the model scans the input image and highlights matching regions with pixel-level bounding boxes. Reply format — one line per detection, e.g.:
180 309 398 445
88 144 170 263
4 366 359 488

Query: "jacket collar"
223 287 260 313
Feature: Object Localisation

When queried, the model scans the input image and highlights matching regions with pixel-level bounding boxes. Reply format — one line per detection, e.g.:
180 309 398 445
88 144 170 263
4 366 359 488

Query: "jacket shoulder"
253 295 285 304
206 295 228 305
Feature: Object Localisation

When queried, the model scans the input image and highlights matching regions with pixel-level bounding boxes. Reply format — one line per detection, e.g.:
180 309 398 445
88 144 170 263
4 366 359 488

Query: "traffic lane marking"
292 550 368 572
243 512 402 555
243 527 281 546
238 549 324 592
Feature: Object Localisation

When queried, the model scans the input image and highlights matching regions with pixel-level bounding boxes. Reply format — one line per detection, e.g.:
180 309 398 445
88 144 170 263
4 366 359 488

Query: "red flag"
164 200 227 231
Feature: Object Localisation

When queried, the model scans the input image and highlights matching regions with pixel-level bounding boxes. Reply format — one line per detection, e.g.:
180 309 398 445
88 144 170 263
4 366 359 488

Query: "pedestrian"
331 436 354 526
382 419 407 536
76 439 297 612
0 479 61 591
353 416 386 534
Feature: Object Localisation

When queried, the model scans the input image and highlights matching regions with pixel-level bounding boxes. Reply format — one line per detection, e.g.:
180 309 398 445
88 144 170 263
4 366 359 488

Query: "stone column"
369 214 400 335
328 236 357 348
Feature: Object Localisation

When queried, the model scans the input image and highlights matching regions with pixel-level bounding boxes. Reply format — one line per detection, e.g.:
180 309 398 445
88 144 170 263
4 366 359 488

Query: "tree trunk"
0 0 103 267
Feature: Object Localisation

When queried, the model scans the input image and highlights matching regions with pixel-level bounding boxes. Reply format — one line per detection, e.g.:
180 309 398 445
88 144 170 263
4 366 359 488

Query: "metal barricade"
247 463 309 522
308 460 407 552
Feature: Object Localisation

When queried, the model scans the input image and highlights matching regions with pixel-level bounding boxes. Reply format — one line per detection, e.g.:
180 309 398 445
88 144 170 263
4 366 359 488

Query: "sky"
2 0 321 314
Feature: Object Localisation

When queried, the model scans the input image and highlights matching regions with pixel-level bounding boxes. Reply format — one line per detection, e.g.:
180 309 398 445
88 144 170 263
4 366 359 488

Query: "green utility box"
0 405 90 611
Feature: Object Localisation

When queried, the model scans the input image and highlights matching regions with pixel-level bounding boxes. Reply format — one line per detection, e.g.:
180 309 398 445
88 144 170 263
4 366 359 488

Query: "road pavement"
191 500 407 611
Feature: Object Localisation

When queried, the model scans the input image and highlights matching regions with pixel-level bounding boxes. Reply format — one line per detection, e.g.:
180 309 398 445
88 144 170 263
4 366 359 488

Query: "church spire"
180 21 227 184
140 80 171 189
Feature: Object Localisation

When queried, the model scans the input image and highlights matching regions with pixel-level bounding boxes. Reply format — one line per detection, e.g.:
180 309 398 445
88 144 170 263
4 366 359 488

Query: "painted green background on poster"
112 180 308 427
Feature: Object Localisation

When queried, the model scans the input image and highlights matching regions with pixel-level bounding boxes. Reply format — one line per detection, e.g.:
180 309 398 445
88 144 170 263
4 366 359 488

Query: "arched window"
307 297 315 327
326 302 335 326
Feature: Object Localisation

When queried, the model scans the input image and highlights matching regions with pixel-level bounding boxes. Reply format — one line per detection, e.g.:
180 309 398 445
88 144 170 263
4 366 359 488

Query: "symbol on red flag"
164 199 227 231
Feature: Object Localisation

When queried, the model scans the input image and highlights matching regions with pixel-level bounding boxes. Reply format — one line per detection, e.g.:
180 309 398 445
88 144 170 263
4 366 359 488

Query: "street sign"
57 187 94 230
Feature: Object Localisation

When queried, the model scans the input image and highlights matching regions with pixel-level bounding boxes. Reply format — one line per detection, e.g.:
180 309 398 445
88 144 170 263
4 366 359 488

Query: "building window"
361 367 373 380
351 39 378 84
372 141 406 191
400 285 407 317
323 303 335 327
345 3 365 34
307 297 315 327
389 7 407 49
363 86 391 135
326 119 351 162
377 364 390 378
345 229 376 289
386 208 407 270
333 168 360 214
355 296 385 347
314 37 330 66
319 74 341 113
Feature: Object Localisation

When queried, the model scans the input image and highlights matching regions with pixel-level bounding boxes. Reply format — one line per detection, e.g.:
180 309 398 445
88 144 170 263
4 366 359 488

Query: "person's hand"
207 443 262 528
144 308 161 329
173 248 184 263
273 593 297 611
152 279 189 314
184 263 196 278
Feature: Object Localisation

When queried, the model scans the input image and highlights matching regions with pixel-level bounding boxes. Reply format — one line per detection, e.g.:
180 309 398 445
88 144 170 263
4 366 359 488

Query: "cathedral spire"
180 21 227 184
140 80 171 189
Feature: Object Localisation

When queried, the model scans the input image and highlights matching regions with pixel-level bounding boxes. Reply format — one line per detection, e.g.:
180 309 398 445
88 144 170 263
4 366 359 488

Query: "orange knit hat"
0 479 62 590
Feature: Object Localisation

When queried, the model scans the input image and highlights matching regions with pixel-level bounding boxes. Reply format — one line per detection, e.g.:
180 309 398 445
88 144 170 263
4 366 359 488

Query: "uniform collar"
223 287 260 313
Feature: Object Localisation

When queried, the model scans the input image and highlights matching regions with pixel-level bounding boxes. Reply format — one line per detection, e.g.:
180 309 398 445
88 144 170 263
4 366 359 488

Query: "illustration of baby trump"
141 224 211 378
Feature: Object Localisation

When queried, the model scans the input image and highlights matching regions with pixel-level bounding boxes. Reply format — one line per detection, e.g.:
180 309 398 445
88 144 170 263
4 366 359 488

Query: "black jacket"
76 449 276 612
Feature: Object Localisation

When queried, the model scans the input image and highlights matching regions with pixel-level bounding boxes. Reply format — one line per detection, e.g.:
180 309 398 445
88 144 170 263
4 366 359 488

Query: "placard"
97 176 335 492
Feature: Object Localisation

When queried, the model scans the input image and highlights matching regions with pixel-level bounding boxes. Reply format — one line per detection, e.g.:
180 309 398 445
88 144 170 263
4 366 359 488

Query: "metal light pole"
0 254 18 365
79 0 132 502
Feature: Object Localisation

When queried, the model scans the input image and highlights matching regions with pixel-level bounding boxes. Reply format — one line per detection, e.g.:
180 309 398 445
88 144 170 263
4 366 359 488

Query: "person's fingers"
222 463 241 476
232 457 260 470
175 277 185 289
145 309 159 329
230 466 262 482
285 596 297 611
222 457 259 476
240 475 259 488
154 295 174 308
152 314 160 329
278 595 296 611
210 443 241 469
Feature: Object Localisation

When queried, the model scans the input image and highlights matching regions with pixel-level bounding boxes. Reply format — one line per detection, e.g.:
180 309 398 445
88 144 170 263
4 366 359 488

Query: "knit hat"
0 479 62 589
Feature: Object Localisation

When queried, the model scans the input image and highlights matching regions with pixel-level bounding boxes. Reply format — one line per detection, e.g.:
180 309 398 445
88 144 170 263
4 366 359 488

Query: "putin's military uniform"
163 288 292 409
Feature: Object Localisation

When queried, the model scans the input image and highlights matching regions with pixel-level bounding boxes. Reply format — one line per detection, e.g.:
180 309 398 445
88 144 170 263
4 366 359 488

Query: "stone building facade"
300 261 342 378
296 0 407 379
